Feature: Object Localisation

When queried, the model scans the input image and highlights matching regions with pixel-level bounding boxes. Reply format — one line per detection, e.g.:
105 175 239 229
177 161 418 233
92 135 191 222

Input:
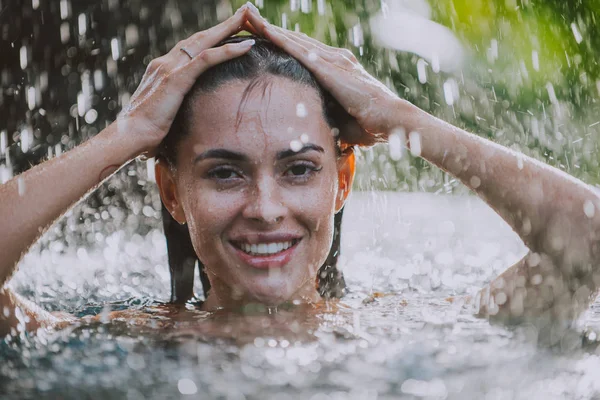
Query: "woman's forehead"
184 78 334 152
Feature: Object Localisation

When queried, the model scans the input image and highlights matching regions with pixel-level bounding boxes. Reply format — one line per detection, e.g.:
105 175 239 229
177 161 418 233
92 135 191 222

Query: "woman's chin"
244 285 296 306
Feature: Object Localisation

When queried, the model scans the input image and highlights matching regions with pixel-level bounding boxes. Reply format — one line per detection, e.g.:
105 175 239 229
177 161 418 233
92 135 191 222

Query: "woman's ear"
335 147 356 213
155 158 186 225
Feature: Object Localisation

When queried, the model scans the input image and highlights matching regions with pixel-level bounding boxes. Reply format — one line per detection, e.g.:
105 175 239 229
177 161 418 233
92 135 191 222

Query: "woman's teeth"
240 241 294 255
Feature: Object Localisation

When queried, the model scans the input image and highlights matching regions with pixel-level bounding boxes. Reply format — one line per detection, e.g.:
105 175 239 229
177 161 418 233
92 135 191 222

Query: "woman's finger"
244 8 336 51
286 30 353 60
256 24 323 67
244 7 271 36
172 5 252 59
243 21 259 36
173 40 256 89
284 31 340 62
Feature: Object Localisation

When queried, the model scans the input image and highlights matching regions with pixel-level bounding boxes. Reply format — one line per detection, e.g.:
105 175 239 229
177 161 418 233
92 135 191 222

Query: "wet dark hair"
158 35 348 303
159 35 343 167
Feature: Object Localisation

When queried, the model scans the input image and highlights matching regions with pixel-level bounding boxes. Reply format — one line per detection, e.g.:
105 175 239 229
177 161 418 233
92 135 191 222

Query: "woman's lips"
229 239 301 269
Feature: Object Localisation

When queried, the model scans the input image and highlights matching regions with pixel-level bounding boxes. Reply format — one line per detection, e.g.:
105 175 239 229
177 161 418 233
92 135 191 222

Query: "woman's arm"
0 6 258 335
0 125 138 335
398 104 600 323
245 8 600 324
0 125 137 287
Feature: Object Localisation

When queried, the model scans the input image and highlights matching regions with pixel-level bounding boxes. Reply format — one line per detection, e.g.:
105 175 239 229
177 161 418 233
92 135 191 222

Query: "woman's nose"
242 178 287 224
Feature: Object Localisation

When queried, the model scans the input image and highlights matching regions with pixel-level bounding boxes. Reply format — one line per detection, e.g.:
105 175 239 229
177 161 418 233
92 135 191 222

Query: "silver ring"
179 47 194 60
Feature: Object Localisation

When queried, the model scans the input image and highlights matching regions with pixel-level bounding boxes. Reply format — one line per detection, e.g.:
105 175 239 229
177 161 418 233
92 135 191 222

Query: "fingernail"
236 4 248 13
246 1 259 12
240 39 255 47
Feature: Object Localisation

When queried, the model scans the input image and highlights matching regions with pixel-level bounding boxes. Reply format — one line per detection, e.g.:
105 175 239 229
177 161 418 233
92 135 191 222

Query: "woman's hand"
116 5 256 157
245 7 404 146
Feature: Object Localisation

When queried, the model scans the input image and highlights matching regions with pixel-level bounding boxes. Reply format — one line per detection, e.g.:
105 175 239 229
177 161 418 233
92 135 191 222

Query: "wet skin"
157 77 354 311
162 202 346 304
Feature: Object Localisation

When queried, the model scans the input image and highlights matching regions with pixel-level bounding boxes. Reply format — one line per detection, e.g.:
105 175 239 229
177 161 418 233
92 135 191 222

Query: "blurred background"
1 0 599 270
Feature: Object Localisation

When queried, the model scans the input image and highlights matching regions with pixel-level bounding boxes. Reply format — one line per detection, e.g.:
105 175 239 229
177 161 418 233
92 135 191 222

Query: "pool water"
3 192 600 399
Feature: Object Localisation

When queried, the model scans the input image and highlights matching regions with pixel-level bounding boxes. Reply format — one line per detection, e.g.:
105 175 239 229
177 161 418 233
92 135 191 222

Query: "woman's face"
159 77 352 307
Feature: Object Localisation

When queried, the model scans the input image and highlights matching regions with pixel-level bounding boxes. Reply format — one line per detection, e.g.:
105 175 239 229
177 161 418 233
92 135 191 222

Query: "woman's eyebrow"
277 144 325 160
194 149 249 163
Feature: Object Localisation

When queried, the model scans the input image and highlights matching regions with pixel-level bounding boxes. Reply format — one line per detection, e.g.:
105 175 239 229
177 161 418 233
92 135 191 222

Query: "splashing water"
3 0 600 398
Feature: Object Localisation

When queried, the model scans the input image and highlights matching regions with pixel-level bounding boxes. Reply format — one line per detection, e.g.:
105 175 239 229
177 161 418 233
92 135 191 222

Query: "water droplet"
15 178 26 199
111 38 121 61
84 109 98 124
517 155 524 170
78 13 87 36
408 131 421 157
60 22 70 44
0 130 7 155
300 0 311 13
443 79 459 106
351 24 364 47
296 103 307 118
19 46 28 70
20 127 31 153
571 22 583 44
177 378 198 395
584 200 595 218
60 0 71 20
416 59 427 84
531 274 543 285
290 140 302 152
532 50 539 72
388 127 405 161
317 0 325 15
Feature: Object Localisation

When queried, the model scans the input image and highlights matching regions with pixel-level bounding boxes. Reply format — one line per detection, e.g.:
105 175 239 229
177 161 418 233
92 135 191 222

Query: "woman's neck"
201 277 321 312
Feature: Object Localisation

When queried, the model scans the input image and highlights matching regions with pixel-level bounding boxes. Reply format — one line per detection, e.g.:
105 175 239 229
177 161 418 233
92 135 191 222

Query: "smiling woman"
2 4 600 340
156 36 354 308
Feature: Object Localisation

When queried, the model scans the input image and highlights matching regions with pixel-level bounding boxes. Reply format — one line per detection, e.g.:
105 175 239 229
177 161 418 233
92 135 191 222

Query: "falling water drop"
532 51 539 72
84 109 98 124
177 379 198 395
78 14 87 36
388 127 405 161
351 24 364 47
584 200 595 218
26 86 36 110
20 127 31 153
417 59 427 84
409 131 421 157
19 46 28 70
317 0 325 15
296 103 307 118
17 177 25 196
60 22 70 44
60 0 70 20
290 140 302 152
0 131 6 155
146 158 156 182
300 0 311 13
111 38 121 61
571 22 583 44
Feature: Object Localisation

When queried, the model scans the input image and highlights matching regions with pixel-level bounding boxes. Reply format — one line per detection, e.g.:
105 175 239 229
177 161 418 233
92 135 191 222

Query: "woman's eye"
208 168 241 181
289 165 311 176
285 163 322 179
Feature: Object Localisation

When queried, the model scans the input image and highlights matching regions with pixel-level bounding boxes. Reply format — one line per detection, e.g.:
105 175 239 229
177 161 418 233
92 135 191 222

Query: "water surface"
3 193 600 399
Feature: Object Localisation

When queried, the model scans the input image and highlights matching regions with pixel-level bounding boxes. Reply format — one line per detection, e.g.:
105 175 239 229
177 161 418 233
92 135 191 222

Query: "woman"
1 4 599 336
